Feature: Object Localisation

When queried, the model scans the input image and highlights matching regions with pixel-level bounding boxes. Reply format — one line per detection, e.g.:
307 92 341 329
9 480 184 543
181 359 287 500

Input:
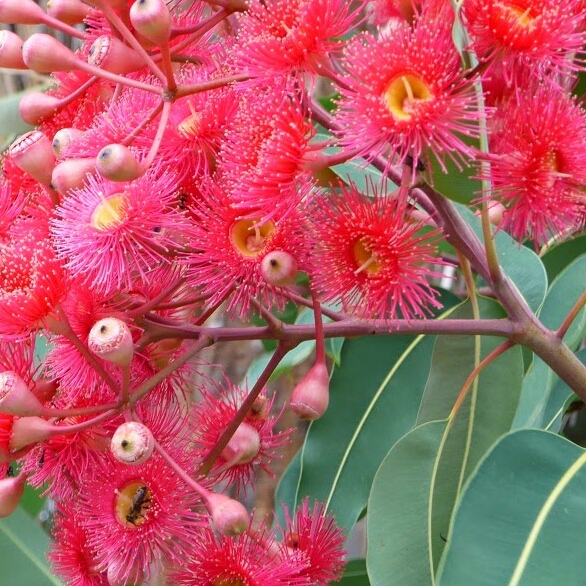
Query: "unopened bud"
9 416 53 451
220 422 260 466
0 371 43 417
46 0 91 25
0 473 26 518
52 127 83 159
206 492 249 536
129 0 171 46
96 144 144 182
290 362 329 420
88 36 145 74
88 317 133 366
0 0 47 24
8 130 55 186
261 250 298 286
111 421 154 465
51 157 96 194
19 91 62 125
22 33 78 72
0 30 25 69
31 378 59 404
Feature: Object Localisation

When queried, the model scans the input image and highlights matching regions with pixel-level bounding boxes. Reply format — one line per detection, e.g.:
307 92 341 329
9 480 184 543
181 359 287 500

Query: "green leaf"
427 140 481 205
0 506 63 586
331 159 396 195
456 204 548 313
513 254 586 429
368 298 523 583
0 90 34 142
283 332 436 535
341 558 371 586
437 429 586 586
541 234 586 282
367 420 448 586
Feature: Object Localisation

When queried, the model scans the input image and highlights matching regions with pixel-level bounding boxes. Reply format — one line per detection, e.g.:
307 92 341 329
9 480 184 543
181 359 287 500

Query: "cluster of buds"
1 0 586 584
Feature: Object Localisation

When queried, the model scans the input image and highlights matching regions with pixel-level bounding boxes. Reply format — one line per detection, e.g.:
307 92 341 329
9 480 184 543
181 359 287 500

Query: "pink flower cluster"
0 0 585 584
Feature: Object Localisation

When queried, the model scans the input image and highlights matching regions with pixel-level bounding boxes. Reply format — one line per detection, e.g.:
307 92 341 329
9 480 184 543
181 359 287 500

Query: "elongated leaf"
370 298 523 581
331 159 396 195
367 421 448 586
541 234 586 282
456 205 548 313
513 254 586 429
0 90 35 141
0 506 62 585
340 558 371 586
437 429 586 586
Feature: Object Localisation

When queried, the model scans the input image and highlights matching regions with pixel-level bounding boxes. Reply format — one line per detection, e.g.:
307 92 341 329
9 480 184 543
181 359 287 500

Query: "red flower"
335 7 478 170
235 0 364 78
309 183 445 319
462 0 586 78
50 165 192 295
279 498 347 586
173 526 307 586
484 82 586 244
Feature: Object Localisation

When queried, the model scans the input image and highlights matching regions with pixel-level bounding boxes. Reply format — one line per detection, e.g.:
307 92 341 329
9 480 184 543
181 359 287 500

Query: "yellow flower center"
384 74 432 122
498 2 535 28
230 218 275 258
177 100 201 138
91 192 128 230
114 481 152 528
352 238 381 276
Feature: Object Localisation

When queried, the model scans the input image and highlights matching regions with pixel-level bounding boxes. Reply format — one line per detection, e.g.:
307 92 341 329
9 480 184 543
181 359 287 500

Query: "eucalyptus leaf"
437 429 586 586
0 506 63 586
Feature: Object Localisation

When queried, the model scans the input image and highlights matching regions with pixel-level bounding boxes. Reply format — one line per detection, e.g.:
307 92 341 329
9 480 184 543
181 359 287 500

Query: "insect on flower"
125 484 152 526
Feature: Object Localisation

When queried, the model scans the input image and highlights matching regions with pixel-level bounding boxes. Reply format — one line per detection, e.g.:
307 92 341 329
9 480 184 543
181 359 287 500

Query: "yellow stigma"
352 238 381 276
114 481 152 528
177 100 201 138
384 74 432 122
214 578 248 586
91 192 128 230
230 218 275 258
500 2 534 27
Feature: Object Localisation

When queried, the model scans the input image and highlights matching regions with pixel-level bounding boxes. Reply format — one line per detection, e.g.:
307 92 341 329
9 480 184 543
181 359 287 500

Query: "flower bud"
31 378 59 404
220 422 260 466
111 422 154 465
8 130 55 186
290 362 330 420
129 0 171 46
0 371 43 417
96 144 144 182
22 33 78 72
18 91 62 125
88 317 134 366
46 0 91 25
205 492 249 536
0 473 26 518
9 416 53 451
52 127 83 159
0 0 47 24
88 36 145 74
261 250 298 286
51 157 96 194
0 30 25 69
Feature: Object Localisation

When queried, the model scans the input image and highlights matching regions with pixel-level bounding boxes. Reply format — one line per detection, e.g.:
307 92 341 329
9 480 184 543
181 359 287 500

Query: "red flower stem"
311 289 326 364
197 342 292 476
170 7 230 39
88 0 167 84
47 306 119 392
121 100 163 146
42 14 85 39
45 409 120 437
199 0 248 13
140 99 172 170
140 314 516 342
158 42 177 93
126 276 187 319
174 74 249 99
152 437 210 497
128 335 213 404
557 289 586 340
283 291 347 321
249 297 284 334
40 401 119 419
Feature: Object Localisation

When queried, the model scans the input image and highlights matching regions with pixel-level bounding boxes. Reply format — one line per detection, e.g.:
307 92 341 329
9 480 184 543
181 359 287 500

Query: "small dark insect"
404 154 426 172
440 533 448 543
125 485 151 526
38 448 46 468
6 465 14 477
